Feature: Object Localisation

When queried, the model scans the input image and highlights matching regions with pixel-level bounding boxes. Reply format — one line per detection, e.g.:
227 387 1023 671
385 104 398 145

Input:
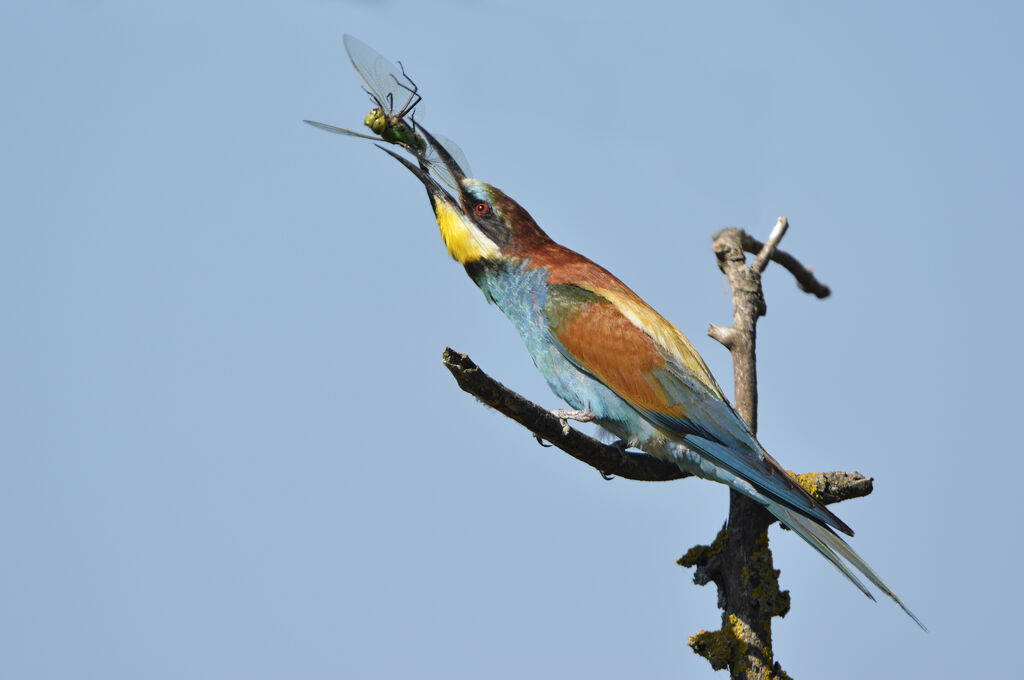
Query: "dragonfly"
305 35 425 153
305 35 472 191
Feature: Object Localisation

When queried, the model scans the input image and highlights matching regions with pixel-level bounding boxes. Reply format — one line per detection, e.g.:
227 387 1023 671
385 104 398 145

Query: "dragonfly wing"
342 34 416 115
422 133 473 190
303 119 383 143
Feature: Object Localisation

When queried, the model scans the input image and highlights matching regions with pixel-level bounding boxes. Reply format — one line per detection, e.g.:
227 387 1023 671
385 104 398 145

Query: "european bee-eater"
378 127 923 629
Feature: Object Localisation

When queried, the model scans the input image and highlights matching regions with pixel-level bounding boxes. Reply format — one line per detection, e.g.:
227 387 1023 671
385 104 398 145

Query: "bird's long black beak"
416 124 467 186
376 143 456 206
376 144 469 229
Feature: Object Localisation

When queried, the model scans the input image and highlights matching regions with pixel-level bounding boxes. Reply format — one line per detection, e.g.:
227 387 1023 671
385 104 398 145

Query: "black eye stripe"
468 198 509 247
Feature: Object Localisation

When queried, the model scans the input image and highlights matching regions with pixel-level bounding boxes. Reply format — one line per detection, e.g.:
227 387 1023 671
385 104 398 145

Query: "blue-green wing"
542 282 853 536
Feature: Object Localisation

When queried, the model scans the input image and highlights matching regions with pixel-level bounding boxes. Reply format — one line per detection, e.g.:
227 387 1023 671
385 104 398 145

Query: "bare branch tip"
708 323 739 349
752 218 790 274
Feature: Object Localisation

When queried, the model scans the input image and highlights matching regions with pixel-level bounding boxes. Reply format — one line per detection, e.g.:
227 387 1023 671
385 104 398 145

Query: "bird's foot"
600 439 631 480
549 408 595 436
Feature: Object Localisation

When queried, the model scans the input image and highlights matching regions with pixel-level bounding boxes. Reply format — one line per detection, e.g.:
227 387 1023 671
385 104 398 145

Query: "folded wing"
543 281 853 536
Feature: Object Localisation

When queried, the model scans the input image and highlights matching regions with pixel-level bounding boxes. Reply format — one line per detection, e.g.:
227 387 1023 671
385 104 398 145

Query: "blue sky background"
2 1 1022 678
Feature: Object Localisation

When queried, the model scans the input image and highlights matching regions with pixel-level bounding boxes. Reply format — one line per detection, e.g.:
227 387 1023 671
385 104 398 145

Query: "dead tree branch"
441 349 872 503
733 224 831 298
681 220 841 680
441 349 687 482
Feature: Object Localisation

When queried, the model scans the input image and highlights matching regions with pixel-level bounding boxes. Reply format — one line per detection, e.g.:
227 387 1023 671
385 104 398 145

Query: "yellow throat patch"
433 197 499 264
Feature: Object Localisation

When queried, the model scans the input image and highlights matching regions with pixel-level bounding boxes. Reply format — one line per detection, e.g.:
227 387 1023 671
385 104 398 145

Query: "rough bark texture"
439 219 865 679
681 221 839 679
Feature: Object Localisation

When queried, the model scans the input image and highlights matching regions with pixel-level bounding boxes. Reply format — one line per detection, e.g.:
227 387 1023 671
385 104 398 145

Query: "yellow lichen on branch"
677 527 728 568
689 613 794 680
745 532 791 619
688 615 750 671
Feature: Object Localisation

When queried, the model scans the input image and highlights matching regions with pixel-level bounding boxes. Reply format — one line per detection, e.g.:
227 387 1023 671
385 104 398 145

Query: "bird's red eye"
474 202 488 215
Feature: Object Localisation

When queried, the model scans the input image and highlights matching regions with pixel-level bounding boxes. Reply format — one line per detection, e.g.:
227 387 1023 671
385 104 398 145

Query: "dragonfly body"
305 35 474 188
305 35 426 154
364 107 425 153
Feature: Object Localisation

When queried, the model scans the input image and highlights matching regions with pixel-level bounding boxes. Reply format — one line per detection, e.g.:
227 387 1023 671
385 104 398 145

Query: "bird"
377 126 924 629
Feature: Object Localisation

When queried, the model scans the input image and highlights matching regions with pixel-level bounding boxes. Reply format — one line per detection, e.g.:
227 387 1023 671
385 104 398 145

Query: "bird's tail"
768 504 927 631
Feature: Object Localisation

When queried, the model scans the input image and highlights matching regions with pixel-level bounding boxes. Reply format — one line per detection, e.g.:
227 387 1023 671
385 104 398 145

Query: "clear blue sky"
2 1 1021 678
